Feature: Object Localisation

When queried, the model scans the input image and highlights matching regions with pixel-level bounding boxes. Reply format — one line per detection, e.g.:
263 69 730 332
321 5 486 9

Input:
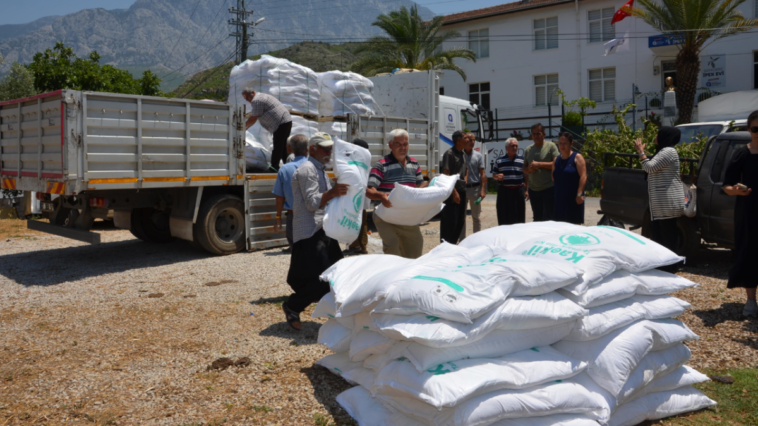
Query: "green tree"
0 62 37 101
351 5 476 80
626 0 758 124
27 42 163 96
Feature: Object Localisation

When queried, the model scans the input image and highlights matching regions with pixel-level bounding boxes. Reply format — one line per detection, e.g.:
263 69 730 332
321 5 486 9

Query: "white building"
438 0 758 145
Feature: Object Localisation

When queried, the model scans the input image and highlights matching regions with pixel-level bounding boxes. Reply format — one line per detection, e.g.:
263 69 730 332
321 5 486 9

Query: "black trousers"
649 217 681 272
271 121 293 171
528 187 555 222
440 189 467 244
285 229 343 313
285 211 293 247
496 186 526 225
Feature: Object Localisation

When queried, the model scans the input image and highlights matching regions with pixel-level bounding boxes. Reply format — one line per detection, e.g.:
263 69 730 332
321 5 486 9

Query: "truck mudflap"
27 220 101 244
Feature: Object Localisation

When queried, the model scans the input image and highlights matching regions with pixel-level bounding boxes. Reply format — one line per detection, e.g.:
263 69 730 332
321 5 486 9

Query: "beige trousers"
373 212 423 259
459 185 483 241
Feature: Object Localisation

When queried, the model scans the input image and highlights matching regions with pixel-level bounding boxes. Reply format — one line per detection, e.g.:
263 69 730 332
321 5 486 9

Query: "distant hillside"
0 0 432 91
171 41 365 100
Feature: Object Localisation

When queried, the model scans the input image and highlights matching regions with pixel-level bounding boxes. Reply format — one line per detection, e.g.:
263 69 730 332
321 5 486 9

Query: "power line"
165 0 204 62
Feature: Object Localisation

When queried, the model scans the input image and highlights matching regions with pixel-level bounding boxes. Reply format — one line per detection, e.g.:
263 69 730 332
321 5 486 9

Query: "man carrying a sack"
283 133 349 330
367 129 429 259
242 87 293 172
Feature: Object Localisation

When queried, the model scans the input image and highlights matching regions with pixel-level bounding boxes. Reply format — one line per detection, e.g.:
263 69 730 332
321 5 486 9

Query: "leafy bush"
562 111 582 126
581 104 706 191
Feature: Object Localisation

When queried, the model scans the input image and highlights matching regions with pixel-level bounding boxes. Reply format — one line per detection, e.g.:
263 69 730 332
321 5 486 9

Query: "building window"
534 74 559 106
588 8 616 43
534 17 558 50
754 51 758 89
589 67 616 102
440 87 445 96
469 83 490 110
468 29 490 59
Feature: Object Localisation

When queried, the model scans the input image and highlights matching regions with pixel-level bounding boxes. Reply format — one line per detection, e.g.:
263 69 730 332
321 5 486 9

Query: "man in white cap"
282 132 349 330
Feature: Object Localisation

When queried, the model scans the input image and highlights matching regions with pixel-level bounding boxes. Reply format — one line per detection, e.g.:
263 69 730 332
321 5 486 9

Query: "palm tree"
351 5 476 80
627 0 757 123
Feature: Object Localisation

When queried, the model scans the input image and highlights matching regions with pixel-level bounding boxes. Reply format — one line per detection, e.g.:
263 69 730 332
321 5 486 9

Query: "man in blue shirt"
273 134 309 252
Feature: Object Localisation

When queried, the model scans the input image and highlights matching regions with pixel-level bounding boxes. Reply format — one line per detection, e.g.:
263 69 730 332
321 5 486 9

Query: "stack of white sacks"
231 57 378 169
312 222 716 426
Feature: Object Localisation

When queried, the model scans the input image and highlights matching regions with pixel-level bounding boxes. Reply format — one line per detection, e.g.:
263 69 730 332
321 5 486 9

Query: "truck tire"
676 216 701 260
130 208 173 243
194 194 245 255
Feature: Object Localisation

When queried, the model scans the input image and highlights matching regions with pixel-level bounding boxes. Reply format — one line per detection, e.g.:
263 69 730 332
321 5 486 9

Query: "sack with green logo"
459 221 584 252
324 137 372 244
374 174 457 226
371 346 587 409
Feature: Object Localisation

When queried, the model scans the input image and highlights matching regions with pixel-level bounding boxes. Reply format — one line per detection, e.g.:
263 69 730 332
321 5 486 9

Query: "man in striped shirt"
493 138 528 225
367 129 429 259
242 88 293 172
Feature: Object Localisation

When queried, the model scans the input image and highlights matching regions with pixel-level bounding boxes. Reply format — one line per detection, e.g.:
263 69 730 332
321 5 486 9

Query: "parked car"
676 120 746 143
598 132 752 258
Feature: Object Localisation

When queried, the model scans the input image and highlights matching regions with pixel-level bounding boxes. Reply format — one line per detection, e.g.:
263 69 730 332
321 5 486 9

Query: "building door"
661 61 677 90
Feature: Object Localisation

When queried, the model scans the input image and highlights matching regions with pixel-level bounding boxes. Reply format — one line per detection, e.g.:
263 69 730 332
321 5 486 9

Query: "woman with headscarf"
633 127 685 264
723 110 758 317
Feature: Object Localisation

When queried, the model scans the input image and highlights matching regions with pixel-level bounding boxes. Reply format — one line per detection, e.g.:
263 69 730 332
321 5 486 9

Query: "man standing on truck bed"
242 87 293 172
367 129 429 259
272 135 309 253
524 123 560 221
282 133 349 330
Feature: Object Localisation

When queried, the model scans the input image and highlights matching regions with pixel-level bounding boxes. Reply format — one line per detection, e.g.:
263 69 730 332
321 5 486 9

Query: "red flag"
611 0 634 25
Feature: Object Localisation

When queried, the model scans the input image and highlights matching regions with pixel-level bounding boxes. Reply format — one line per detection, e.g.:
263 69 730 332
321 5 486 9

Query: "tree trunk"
675 48 700 124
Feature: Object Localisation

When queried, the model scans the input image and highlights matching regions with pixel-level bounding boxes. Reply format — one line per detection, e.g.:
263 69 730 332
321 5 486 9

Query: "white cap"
309 132 334 147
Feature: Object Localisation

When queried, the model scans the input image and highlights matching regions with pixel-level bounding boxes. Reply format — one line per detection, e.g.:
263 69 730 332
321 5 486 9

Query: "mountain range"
0 0 434 91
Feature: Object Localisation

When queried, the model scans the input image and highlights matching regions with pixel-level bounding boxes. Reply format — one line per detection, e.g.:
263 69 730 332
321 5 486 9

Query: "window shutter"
534 18 545 29
588 9 601 20
480 39 490 58
589 69 602 80
534 75 546 85
547 74 559 85
589 21 601 43
604 79 616 101
535 29 546 50
589 80 603 102
603 68 616 79
602 7 615 19
602 17 615 41
536 86 546 106
547 83 560 105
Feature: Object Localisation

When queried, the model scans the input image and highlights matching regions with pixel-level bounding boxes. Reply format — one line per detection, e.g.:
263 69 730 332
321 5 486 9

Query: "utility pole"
229 0 264 65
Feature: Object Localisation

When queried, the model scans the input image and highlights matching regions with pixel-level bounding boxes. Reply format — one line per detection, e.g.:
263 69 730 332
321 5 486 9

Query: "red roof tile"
442 0 572 25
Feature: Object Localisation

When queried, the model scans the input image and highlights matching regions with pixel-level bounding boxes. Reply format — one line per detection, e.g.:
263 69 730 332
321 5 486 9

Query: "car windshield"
678 125 723 143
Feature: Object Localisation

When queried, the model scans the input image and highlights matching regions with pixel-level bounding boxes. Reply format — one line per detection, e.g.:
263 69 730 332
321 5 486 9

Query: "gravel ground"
0 198 756 425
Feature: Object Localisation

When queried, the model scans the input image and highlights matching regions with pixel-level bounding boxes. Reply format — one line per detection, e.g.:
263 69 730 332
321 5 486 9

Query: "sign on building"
701 54 726 88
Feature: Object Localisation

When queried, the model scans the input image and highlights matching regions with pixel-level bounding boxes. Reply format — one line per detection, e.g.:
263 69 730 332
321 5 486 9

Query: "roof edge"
442 0 576 26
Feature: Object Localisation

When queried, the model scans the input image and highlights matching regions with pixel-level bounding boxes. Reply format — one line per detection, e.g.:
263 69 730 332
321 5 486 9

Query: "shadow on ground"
0 239 215 287
258 321 320 345
301 365 357 426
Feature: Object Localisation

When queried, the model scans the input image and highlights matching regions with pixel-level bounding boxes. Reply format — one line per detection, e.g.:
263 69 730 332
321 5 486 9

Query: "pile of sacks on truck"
228 55 379 171
312 221 715 426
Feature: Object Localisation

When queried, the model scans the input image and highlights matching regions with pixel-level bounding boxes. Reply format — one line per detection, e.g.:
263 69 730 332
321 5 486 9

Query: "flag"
611 0 634 25
604 31 630 56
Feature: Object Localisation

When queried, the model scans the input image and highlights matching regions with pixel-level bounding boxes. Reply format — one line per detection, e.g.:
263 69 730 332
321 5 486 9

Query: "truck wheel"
194 194 245 255
130 208 173 243
676 216 701 260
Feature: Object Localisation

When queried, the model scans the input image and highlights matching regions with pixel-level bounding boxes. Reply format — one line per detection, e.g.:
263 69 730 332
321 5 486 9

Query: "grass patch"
642 367 758 425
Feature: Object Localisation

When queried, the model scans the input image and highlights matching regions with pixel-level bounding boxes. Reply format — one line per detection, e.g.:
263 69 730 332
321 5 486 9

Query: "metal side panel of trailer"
1 90 246 195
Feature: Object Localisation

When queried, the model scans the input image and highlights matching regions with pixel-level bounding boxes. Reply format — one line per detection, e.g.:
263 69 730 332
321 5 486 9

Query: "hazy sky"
0 0 510 26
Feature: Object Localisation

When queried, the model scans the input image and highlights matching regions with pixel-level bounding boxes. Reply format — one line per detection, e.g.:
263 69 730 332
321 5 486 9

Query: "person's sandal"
282 303 302 330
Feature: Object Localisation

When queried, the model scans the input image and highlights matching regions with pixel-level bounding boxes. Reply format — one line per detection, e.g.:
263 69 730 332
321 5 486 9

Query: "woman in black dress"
552 132 587 224
723 110 758 317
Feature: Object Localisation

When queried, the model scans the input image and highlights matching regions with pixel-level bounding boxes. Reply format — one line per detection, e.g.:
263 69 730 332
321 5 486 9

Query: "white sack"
554 320 697 395
341 366 376 390
616 343 692 405
337 386 427 426
625 365 709 404
516 226 684 295
374 174 457 226
320 121 349 140
363 342 411 372
372 255 584 323
459 221 584 252
244 137 271 171
491 414 601 426
372 292 587 348
403 321 576 372
355 311 379 332
349 330 395 362
317 319 352 353
318 70 376 116
316 352 364 381
322 254 414 317
230 55 320 115
377 372 609 426
564 295 690 341
633 269 698 295
371 346 587 409
609 386 716 426
290 115 320 139
324 138 372 243
558 270 639 308
312 292 337 318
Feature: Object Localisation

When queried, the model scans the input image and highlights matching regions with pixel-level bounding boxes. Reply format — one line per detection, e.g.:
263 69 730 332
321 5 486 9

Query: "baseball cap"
309 132 334 147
